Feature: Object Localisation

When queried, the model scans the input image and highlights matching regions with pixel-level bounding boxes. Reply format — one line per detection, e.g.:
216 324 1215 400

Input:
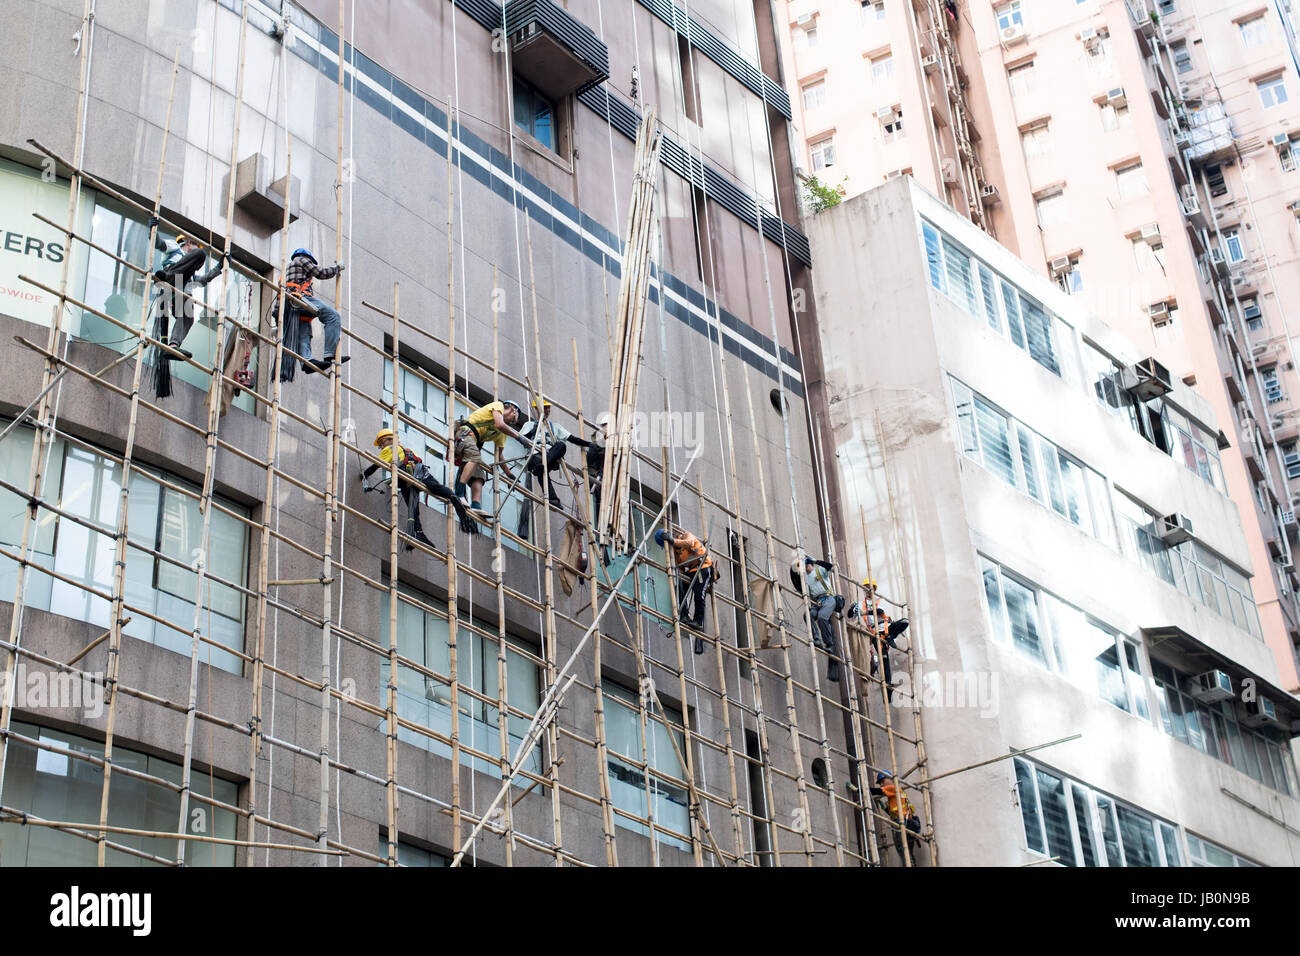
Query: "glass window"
871 53 894 82
1007 61 1036 98
1262 366 1284 404
1035 190 1067 229
0 426 248 674
1222 228 1245 263
1116 804 1160 866
1100 102 1130 132
1132 237 1166 272
1036 769 1077 866
603 681 690 850
801 79 827 111
512 76 555 149
1020 297 1059 373
982 557 1009 644
923 221 946 292
1116 162 1149 200
1002 573 1047 666
811 137 836 171
1171 40 1192 73
974 396 1017 486
952 379 978 454
1258 75 1288 109
1016 424 1043 502
941 237 976 313
977 263 1001 332
1014 758 1044 852
380 582 542 778
0 721 237 865
995 0 1023 30
1022 123 1054 159
1072 786 1100 866
1095 797 1124 866
1239 15 1269 48
1186 833 1258 867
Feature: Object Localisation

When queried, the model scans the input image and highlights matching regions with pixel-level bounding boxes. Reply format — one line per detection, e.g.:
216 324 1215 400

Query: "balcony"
1184 103 1236 164
504 0 610 99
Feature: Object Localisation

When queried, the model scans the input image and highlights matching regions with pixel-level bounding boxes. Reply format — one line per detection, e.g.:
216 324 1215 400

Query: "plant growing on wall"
801 174 847 213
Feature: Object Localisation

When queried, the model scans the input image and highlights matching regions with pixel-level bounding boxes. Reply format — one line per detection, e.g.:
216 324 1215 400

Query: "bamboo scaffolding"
384 282 402 866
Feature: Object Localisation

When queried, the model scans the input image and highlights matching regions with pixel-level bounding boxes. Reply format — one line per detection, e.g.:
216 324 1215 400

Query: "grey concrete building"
0 0 878 866
809 176 1300 866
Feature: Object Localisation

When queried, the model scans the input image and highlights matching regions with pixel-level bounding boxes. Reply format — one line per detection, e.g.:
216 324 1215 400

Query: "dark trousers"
811 595 839 656
676 569 709 628
518 442 568 539
890 814 922 863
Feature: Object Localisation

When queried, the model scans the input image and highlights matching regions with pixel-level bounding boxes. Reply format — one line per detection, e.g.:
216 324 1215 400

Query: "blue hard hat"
654 529 668 547
876 771 891 783
292 248 316 262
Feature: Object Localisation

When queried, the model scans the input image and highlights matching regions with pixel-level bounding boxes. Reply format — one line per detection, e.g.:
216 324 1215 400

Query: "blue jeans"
811 595 838 655
301 296 341 361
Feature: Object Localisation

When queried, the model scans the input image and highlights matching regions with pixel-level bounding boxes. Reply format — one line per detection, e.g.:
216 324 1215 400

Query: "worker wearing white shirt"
517 397 596 538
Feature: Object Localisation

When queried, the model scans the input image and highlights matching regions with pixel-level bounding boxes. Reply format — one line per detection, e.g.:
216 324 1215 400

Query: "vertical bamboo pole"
175 7 251 863
571 341 619 866
0 0 96 800
94 46 183 867
523 215 566 865
384 283 401 865
246 4 296 863
444 103 464 853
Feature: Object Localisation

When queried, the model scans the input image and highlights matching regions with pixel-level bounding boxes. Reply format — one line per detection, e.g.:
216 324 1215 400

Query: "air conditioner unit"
1243 696 1279 727
875 105 897 119
796 13 815 26
1140 222 1161 243
1282 510 1297 525
1179 183 1197 206
1189 669 1233 702
922 54 940 74
1158 512 1194 545
1107 87 1127 108
1079 26 1099 43
1273 133 1291 148
1148 300 1171 323
1123 355 1174 401
1209 247 1228 274
942 160 958 183
1001 23 1026 44
1050 256 1072 275
981 183 1001 204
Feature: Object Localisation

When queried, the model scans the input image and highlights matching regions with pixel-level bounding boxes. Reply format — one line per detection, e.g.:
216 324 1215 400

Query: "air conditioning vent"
1122 356 1174 401
1148 300 1170 320
980 184 1000 204
1189 669 1233 702
875 104 897 119
1243 696 1279 727
1158 512 1194 545
1140 222 1161 243
1001 23 1027 44
1107 87 1127 108
1079 26 1099 44
1049 256 1072 275
1273 133 1291 148
922 54 940 74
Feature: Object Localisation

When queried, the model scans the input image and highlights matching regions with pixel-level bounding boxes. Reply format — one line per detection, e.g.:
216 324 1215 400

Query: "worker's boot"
827 660 840 683
693 636 705 655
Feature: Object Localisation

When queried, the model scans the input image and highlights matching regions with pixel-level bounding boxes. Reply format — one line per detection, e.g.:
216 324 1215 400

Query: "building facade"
809 178 1300 866
773 0 1300 694
0 0 871 866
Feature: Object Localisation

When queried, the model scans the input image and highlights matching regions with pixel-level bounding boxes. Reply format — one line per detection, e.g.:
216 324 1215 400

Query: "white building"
807 176 1300 866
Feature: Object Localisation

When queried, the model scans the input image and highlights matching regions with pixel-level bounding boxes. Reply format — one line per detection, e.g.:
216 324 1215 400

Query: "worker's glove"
153 269 166 282
148 215 160 229
847 601 860 620
333 262 346 273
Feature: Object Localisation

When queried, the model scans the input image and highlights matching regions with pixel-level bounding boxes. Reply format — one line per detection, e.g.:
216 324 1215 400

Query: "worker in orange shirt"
654 527 717 654
870 771 922 864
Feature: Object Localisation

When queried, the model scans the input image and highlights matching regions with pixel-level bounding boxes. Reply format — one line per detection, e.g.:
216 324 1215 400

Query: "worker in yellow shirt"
362 428 479 542
452 399 524 518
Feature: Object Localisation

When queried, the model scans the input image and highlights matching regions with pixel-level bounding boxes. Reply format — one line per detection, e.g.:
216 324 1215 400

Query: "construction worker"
515 396 597 539
792 555 843 682
361 428 479 543
654 527 716 654
151 225 223 360
283 247 348 375
870 771 922 864
851 579 910 702
453 399 524 519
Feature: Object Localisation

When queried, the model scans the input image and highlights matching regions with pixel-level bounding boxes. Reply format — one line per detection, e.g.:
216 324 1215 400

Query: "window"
380 580 542 777
512 76 556 150
881 107 904 141
1241 296 1262 330
1186 834 1259 867
0 721 238 865
76 191 261 414
1014 758 1181 866
1262 365 1284 404
801 79 827 111
1281 137 1298 173
1239 14 1269 48
863 0 887 22
1171 40 1192 74
382 357 527 552
1099 101 1130 132
995 0 1023 31
1163 405 1227 493
1283 440 1300 479
1205 163 1227 197
1151 661 1297 797
1021 122 1054 159
1007 61 1036 98
1035 190 1067 229
871 53 894 82
1115 162 1149 201
1115 494 1263 638
811 137 836 171
1132 237 1166 273
1222 227 1245 263
1157 0 1176 15
793 23 820 51
1258 74 1289 109
1054 258 1083 295
0 425 249 674
599 484 674 625
952 382 1114 541
922 221 1065 376
603 681 690 850
677 35 701 124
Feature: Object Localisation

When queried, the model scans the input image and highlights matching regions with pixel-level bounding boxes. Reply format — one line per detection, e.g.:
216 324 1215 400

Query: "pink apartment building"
774 0 1300 691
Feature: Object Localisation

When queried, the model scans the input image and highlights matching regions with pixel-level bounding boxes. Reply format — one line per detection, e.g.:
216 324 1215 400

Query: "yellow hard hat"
532 395 552 409
862 578 877 591
175 234 189 246
374 428 395 447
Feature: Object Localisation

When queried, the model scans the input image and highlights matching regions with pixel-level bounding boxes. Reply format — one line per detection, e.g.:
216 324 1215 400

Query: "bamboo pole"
92 44 183 868
444 105 464 854
383 283 401 865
